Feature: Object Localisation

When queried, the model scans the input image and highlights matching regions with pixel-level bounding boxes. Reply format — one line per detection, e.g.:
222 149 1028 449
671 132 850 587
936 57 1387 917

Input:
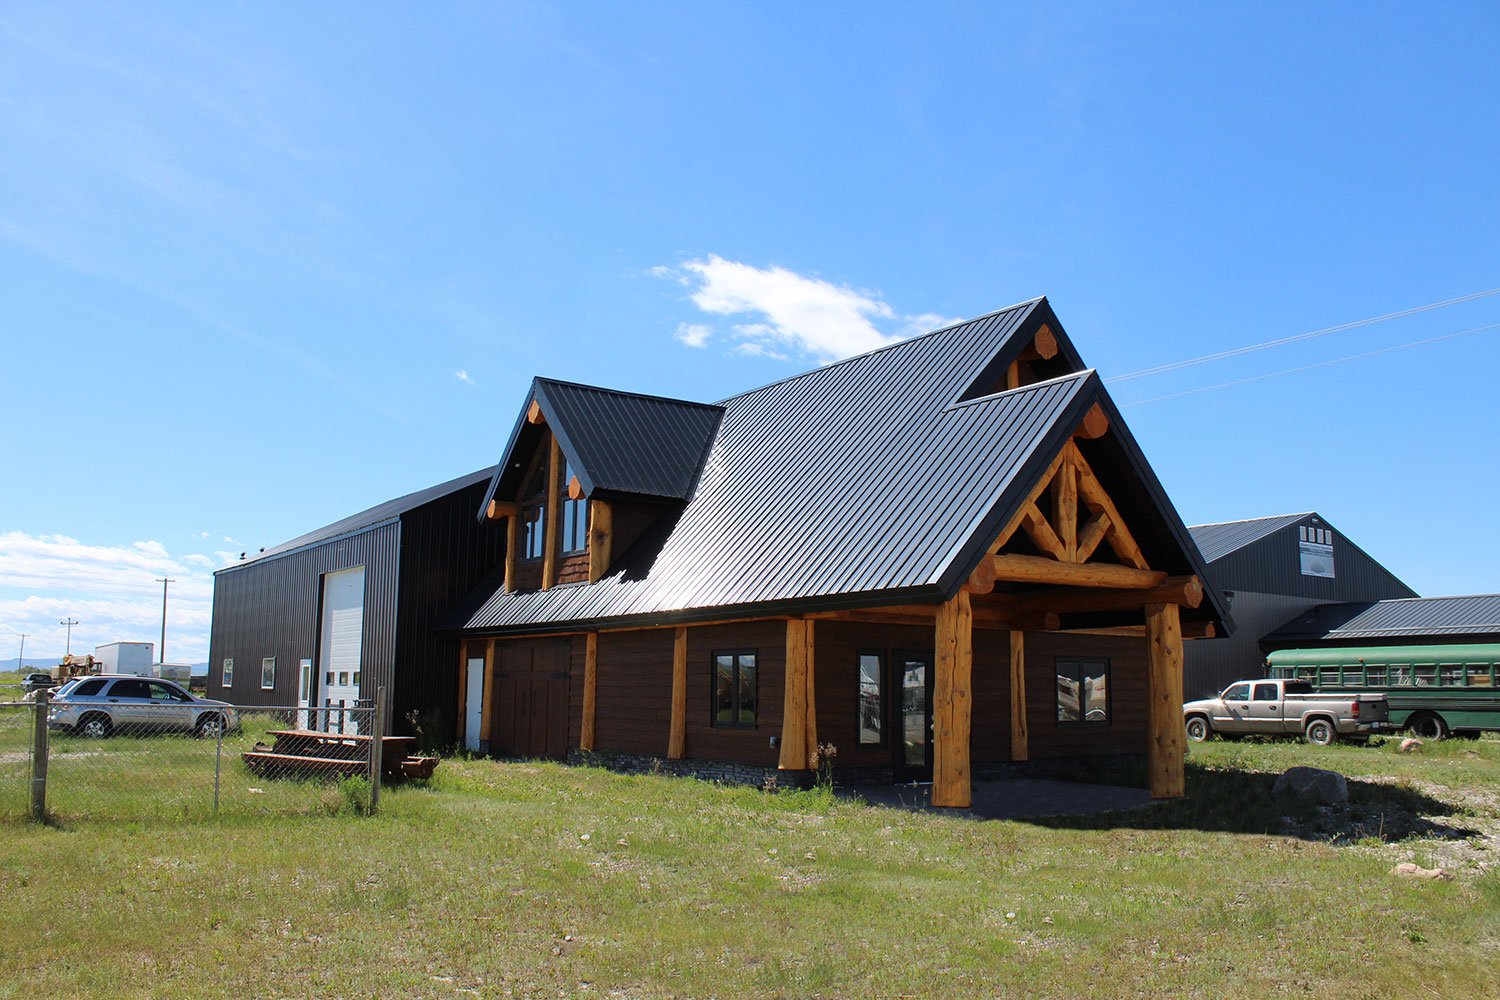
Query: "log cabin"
442 296 1232 804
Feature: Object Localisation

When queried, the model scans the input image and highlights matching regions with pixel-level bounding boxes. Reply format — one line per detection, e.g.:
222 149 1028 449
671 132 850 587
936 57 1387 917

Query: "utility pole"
15 633 27 673
59 618 79 657
155 578 175 664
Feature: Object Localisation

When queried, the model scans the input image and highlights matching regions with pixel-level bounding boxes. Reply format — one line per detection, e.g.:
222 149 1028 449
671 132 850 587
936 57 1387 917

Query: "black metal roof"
1188 513 1311 563
219 467 496 573
446 298 1232 636
480 380 725 509
1263 594 1500 647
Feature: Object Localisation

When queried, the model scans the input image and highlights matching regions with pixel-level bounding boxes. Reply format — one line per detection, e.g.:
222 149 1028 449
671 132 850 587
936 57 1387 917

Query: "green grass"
1 737 1498 998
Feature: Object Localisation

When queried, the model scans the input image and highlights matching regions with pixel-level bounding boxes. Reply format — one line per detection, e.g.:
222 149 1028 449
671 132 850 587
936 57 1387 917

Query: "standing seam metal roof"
1263 594 1500 643
1188 513 1312 563
446 299 1230 634
218 467 497 573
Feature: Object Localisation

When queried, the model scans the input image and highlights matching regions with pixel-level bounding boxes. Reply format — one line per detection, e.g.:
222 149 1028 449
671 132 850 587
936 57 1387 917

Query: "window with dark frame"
857 651 884 745
561 460 588 554
519 447 549 562
262 657 276 690
1055 657 1110 724
712 650 757 727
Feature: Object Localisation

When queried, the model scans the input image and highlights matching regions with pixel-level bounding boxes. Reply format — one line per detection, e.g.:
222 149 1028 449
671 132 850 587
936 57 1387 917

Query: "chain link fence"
0 685 428 824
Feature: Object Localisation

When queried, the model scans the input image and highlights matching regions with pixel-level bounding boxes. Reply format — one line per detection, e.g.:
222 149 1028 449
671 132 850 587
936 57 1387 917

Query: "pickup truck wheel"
1185 716 1211 742
1304 718 1337 746
1408 713 1448 741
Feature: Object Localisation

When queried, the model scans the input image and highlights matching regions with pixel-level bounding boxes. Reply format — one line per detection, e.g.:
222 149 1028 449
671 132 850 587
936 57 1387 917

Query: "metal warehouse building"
207 468 506 737
1183 512 1415 699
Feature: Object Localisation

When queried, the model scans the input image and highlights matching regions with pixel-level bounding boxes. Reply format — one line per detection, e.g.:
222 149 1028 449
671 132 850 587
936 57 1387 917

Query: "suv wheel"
196 713 227 739
78 713 113 739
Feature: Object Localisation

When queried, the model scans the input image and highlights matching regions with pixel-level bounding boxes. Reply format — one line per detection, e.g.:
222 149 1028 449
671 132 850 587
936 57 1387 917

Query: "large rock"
1272 766 1349 805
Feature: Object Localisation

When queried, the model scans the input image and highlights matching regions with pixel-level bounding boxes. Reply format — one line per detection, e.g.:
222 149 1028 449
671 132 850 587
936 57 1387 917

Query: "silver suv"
48 675 240 739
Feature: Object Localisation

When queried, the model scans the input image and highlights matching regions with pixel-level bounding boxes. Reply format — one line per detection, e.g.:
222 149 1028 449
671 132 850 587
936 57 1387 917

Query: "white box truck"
94 642 154 676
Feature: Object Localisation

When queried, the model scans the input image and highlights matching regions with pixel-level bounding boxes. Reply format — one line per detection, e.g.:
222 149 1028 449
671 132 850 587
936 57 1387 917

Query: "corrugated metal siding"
1264 594 1500 646
1183 591 1325 699
392 478 510 738
207 522 400 713
536 380 724 500
1201 515 1415 603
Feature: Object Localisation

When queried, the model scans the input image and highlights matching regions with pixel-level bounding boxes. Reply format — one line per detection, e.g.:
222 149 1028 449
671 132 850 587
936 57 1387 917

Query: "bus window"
1320 668 1340 686
1414 666 1437 686
1391 666 1412 685
1440 665 1463 686
1472 666 1494 687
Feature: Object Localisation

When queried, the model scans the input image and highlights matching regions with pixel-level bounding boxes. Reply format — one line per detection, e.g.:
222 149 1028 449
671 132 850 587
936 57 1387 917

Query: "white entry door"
297 658 313 729
465 656 485 751
319 566 365 734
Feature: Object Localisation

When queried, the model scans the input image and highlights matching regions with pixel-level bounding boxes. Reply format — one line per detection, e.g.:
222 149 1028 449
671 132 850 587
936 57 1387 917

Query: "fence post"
30 690 49 823
368 686 387 815
213 712 224 814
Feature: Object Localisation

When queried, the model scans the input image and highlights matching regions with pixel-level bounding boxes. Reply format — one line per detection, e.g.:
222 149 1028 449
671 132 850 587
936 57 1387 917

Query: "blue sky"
3 2 1497 663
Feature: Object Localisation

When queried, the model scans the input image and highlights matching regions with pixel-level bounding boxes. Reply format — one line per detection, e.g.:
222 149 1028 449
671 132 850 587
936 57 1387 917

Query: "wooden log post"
803 620 817 766
1009 630 1028 763
668 626 687 759
1146 602 1185 799
932 590 973 808
580 632 598 752
479 640 496 746
503 514 519 594
542 435 562 590
588 500 613 584
779 618 809 770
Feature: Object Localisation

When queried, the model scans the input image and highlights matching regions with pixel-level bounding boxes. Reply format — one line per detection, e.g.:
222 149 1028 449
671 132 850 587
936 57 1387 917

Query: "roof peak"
713 296 1047 406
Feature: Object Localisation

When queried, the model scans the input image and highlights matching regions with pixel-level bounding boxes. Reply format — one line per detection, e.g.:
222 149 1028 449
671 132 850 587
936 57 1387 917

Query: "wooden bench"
242 731 441 781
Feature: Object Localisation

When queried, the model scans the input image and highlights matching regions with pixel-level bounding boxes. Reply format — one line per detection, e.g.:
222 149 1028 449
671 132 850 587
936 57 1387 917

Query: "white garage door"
319 566 365 734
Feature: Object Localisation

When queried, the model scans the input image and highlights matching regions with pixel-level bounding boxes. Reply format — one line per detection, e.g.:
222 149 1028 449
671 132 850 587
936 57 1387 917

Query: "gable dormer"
956 298 1089 401
478 379 724 592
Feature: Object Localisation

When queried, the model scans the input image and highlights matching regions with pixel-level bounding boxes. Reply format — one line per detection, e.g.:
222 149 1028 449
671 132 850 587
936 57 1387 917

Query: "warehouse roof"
447 297 1231 635
220 467 496 572
1263 594 1500 646
1188 513 1312 563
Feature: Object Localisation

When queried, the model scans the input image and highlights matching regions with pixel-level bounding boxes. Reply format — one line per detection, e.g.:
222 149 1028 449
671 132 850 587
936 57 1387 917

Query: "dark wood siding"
393 480 508 738
206 522 399 712
592 629 675 756
588 621 785 763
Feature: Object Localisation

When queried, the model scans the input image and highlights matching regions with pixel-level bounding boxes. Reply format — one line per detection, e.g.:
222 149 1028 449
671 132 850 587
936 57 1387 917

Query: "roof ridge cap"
535 377 723 410
1189 511 1317 529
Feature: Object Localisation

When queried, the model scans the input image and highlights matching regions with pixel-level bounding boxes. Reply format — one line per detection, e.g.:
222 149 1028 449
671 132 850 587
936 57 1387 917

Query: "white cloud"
0 532 223 663
674 323 712 348
659 255 963 363
455 369 475 385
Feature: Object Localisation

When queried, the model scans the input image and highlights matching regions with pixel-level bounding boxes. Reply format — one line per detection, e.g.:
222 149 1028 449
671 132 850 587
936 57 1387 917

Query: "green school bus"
1267 643 1500 741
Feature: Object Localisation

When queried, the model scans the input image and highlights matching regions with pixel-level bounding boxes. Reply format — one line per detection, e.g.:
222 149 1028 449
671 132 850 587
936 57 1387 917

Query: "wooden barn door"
490 637 571 760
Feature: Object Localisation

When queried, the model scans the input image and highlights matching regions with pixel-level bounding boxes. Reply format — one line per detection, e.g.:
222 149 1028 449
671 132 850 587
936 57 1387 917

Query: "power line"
1122 321 1500 407
1107 286 1500 384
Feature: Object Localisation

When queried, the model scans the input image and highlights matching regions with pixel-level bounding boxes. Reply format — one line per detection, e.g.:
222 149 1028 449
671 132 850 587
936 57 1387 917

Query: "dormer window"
561 462 588 554
519 453 548 562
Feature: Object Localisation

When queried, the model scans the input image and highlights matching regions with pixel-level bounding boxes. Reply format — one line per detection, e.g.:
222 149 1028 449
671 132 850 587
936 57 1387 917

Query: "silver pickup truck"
1184 678 1389 746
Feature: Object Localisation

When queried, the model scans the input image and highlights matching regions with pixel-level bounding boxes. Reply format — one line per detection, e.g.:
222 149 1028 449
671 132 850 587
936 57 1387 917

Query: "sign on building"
1298 525 1335 578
